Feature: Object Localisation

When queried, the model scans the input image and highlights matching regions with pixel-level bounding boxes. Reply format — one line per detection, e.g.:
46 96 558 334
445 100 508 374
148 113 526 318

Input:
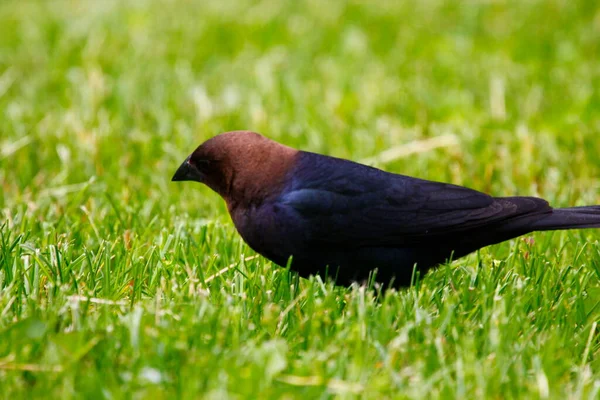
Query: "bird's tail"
530 206 600 231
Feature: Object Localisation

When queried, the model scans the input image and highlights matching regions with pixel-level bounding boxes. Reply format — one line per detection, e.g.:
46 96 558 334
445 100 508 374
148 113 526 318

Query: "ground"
1 0 600 398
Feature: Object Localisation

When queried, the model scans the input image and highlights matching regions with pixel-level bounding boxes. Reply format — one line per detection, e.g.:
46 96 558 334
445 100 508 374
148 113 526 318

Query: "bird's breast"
228 201 301 267
229 203 274 252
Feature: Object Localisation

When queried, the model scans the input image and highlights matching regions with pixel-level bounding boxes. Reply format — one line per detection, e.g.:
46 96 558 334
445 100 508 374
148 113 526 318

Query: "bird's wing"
276 154 550 247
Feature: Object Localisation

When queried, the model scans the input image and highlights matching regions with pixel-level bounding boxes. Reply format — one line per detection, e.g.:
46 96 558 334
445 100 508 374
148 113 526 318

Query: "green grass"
1 0 600 397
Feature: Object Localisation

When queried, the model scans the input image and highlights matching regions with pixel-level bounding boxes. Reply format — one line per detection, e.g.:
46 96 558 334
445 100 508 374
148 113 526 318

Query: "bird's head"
172 131 298 205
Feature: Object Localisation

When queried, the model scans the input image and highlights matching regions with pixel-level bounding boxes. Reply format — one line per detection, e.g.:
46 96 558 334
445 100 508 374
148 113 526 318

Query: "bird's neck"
221 146 299 210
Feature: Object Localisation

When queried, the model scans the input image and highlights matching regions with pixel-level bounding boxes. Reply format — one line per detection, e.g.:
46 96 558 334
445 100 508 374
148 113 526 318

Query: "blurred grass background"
1 0 600 398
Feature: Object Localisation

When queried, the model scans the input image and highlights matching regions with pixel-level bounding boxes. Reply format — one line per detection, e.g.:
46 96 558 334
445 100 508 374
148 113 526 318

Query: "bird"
172 131 600 288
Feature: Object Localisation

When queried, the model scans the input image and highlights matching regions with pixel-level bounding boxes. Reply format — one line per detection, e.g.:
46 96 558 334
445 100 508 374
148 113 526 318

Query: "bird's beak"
172 156 203 182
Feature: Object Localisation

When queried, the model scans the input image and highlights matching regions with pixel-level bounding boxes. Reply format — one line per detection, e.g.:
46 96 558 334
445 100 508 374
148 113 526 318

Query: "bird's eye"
193 159 217 173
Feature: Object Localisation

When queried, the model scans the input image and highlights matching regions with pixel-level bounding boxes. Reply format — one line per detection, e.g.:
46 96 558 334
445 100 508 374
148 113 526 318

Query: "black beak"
172 156 203 182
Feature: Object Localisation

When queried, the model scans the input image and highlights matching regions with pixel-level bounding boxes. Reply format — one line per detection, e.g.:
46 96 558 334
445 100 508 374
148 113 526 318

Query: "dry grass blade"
1 135 33 159
277 375 364 394
0 363 63 372
200 255 259 287
360 134 459 165
67 295 128 306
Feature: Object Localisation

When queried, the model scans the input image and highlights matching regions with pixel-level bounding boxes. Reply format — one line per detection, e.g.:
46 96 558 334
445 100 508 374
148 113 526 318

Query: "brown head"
172 131 298 207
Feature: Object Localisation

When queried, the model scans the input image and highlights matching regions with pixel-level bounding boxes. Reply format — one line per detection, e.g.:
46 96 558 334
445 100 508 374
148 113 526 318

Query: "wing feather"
275 152 550 247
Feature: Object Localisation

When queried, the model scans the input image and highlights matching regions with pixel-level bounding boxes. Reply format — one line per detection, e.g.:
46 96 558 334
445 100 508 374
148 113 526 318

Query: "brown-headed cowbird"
172 131 600 287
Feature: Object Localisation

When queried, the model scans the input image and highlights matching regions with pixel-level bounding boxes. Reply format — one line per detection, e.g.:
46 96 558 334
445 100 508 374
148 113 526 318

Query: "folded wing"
277 152 552 247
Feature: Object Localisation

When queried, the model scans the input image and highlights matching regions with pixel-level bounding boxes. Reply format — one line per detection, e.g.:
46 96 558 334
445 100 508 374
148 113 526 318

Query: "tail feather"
531 206 600 231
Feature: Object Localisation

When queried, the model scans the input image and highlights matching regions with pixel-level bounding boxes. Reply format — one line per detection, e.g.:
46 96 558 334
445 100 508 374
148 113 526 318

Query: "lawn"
1 0 600 398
